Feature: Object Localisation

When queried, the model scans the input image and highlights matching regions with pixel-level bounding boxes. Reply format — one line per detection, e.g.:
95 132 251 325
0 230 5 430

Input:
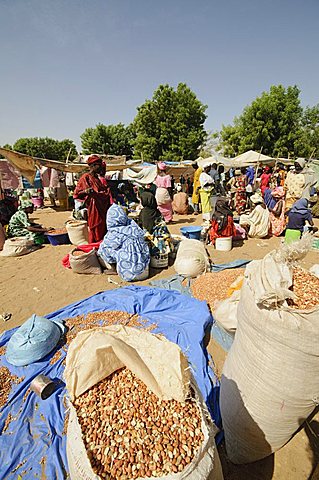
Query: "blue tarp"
0 285 220 479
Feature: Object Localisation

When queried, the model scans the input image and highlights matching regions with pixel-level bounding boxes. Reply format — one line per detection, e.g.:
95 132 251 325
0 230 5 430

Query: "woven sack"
65 326 223 480
0 237 35 257
174 239 210 278
66 220 89 245
69 248 102 275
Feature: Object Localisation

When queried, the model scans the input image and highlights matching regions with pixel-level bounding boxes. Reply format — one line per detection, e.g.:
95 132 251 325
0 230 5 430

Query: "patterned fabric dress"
235 175 247 214
8 210 44 244
98 205 150 282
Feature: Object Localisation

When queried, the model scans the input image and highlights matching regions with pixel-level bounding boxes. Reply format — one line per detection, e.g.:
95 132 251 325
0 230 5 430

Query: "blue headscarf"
263 189 276 209
290 198 309 215
98 204 150 281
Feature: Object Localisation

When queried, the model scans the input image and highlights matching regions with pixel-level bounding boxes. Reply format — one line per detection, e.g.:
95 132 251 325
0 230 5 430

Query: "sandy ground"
0 207 318 479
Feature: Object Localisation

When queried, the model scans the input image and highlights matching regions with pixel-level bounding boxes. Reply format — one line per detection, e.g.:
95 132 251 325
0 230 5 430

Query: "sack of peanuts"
64 325 223 480
220 249 319 464
0 236 36 256
174 239 210 278
69 248 102 275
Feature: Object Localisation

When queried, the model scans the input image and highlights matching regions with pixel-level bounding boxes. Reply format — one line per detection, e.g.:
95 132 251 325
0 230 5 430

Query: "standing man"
74 155 113 242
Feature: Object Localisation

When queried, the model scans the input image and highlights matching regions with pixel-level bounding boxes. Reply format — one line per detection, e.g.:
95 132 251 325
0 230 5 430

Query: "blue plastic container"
45 231 70 246
180 226 202 240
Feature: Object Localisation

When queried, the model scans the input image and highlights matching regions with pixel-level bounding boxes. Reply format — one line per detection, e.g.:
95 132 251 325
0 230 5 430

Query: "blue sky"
1 0 318 150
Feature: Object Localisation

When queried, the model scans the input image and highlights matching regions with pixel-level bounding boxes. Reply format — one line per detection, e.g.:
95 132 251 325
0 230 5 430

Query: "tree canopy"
217 85 315 158
11 137 78 161
80 123 134 157
133 83 207 161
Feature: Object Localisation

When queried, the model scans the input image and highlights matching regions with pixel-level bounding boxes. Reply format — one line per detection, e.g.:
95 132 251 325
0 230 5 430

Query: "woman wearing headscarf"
139 191 162 233
268 187 286 237
8 200 48 244
239 193 270 238
284 158 316 211
74 155 113 242
98 204 150 281
260 166 272 195
172 184 189 215
285 198 317 243
199 165 214 221
155 162 173 223
234 168 247 214
209 198 237 245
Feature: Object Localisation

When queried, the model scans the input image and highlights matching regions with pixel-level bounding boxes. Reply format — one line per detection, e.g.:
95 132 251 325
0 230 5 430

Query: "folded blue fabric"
6 314 65 366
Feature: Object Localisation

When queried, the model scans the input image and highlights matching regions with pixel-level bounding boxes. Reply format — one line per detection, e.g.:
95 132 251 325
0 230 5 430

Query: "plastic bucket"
150 253 169 269
31 197 44 208
215 236 232 251
180 226 202 240
45 232 70 246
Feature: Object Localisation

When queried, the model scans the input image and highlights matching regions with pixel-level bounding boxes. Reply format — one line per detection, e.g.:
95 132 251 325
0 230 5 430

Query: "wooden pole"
253 147 263 189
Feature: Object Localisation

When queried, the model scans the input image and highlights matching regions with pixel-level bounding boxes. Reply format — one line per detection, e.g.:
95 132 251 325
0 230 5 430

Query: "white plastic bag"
174 239 210 278
220 252 319 464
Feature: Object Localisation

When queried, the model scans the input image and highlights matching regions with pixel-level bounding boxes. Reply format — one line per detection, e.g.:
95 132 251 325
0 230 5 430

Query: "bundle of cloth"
98 204 150 281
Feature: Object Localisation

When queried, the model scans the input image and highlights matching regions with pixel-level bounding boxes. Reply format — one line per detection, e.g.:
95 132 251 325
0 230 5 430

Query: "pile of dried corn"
50 311 157 365
74 367 203 479
288 267 319 310
0 366 24 409
191 270 244 312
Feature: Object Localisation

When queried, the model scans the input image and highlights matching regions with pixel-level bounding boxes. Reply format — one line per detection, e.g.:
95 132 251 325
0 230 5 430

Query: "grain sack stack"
220 241 319 464
65 325 223 480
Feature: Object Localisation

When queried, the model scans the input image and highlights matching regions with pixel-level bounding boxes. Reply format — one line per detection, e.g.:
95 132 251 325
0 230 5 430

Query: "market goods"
66 325 222 480
288 267 319 310
69 248 102 275
74 367 204 479
191 270 244 311
221 252 319 464
0 366 24 409
49 311 156 365
71 249 86 257
174 239 210 278
47 228 67 235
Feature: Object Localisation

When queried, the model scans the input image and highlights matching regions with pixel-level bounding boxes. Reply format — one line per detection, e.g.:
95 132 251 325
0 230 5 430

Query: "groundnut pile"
50 311 157 365
74 367 204 479
47 228 67 235
191 270 244 312
288 267 319 310
0 366 24 409
72 250 87 257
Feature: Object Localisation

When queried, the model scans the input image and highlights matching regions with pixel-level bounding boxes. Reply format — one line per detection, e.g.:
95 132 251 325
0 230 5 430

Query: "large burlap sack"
0 237 35 257
66 220 89 245
220 251 319 464
65 325 223 480
69 248 102 275
174 239 210 278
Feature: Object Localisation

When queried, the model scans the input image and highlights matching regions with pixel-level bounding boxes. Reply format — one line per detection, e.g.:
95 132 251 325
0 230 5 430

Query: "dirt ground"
0 207 318 479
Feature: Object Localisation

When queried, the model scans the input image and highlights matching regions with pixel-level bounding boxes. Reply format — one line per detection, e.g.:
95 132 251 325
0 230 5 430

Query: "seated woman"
98 204 150 281
239 193 270 238
8 200 48 245
285 198 318 243
139 191 162 233
172 184 189 215
268 187 286 237
210 198 237 245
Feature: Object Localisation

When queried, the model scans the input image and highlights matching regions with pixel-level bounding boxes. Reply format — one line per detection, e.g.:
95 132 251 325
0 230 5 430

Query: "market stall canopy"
232 150 273 166
0 148 143 185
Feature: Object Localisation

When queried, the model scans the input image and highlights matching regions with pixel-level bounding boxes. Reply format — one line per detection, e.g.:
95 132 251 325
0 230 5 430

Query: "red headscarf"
87 155 102 165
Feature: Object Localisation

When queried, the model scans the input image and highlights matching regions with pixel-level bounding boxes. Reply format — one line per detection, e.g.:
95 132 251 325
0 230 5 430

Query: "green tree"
12 137 77 160
80 123 134 157
133 83 207 161
218 85 304 157
0 144 12 159
295 105 319 157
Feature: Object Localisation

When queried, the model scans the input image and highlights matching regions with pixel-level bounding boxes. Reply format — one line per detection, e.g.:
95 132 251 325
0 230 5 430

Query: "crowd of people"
0 154 318 278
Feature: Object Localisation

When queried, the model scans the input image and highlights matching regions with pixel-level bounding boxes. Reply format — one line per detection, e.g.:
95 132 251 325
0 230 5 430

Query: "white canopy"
232 150 273 165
